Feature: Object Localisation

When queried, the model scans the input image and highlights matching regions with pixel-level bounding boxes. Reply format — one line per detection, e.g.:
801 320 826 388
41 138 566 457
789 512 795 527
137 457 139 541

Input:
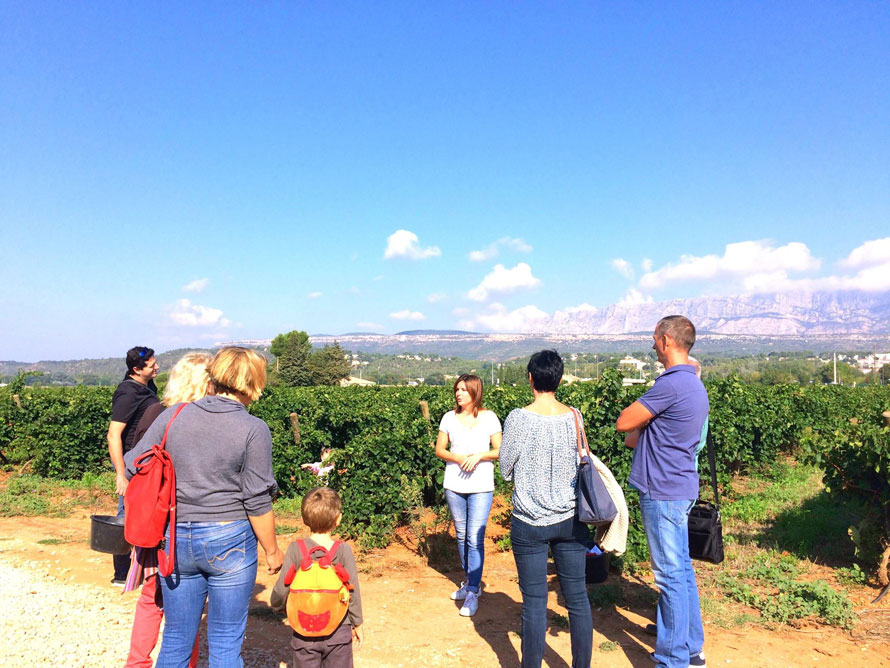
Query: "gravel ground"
0 551 135 667
0 551 287 668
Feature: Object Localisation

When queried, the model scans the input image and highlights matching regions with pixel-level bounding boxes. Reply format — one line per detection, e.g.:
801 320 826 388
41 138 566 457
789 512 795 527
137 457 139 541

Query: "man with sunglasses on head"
107 346 160 585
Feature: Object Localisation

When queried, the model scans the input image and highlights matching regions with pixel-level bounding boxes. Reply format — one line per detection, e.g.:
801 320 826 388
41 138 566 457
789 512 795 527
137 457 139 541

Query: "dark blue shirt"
628 364 709 500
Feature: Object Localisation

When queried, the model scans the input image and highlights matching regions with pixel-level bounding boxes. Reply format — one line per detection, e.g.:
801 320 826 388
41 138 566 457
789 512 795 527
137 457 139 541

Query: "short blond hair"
208 347 267 402
301 487 342 533
162 353 212 406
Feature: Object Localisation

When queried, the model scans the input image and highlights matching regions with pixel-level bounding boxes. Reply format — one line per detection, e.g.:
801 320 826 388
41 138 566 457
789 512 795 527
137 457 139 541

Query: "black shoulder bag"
687 430 725 564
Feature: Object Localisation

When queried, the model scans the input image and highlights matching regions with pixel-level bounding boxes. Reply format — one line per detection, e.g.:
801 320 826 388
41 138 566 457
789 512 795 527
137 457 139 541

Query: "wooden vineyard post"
419 400 433 445
289 412 301 445
882 410 890 428
12 394 22 410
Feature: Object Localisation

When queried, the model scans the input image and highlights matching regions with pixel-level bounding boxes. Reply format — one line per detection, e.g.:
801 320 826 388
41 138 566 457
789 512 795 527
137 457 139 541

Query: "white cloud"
383 230 441 260
554 302 598 316
452 307 470 316
839 237 890 269
475 303 549 332
639 240 820 291
842 262 890 291
642 258 653 272
616 289 653 306
459 301 596 334
181 278 209 293
468 262 541 302
611 258 635 280
356 321 385 331
307 291 323 299
389 309 425 321
373 275 384 281
167 299 231 327
469 237 533 262
635 238 890 296
427 292 447 304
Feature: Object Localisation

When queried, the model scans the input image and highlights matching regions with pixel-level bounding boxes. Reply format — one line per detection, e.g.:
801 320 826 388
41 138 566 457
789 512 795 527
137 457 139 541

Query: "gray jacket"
125 396 279 522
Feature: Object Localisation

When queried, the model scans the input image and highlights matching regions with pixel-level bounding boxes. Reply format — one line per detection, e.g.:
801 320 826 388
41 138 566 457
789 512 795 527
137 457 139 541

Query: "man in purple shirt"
617 315 709 668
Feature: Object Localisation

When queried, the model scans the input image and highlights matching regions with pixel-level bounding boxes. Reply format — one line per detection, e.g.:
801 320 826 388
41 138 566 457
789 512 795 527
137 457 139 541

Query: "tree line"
268 330 352 387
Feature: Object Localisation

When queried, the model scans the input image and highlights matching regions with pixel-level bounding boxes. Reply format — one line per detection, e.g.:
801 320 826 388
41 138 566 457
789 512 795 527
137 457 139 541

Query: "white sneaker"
460 590 479 616
450 581 468 600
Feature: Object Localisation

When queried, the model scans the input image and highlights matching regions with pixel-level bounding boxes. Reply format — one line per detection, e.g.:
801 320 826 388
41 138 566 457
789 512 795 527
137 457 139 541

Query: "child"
300 447 335 478
271 487 364 667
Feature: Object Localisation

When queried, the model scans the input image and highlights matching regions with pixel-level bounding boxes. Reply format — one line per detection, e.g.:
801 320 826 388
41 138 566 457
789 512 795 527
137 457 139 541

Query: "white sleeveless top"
438 409 502 493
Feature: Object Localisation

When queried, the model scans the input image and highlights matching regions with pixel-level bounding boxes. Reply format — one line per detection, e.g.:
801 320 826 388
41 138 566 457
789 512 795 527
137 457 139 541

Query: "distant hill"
394 329 477 336
0 347 274 386
6 290 889 380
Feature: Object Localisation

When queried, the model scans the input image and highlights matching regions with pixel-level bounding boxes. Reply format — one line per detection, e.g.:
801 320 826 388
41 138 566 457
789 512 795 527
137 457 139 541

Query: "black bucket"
90 514 131 554
585 551 610 584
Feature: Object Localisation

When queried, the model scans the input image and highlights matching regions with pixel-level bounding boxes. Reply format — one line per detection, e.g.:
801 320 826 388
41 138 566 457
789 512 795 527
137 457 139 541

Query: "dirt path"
1 515 888 667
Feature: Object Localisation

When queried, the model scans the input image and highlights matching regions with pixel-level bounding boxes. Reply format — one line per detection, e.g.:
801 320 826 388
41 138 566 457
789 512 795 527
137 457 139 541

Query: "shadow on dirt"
751 490 864 567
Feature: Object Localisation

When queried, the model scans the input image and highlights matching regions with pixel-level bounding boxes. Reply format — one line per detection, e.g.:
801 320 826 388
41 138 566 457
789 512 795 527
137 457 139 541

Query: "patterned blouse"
499 408 580 527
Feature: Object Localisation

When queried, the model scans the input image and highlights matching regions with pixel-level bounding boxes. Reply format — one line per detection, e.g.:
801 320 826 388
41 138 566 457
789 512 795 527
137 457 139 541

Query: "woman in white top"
435 374 502 617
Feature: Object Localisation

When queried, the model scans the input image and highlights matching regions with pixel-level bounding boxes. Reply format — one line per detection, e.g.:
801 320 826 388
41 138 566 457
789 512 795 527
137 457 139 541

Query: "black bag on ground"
688 430 724 564
571 408 618 527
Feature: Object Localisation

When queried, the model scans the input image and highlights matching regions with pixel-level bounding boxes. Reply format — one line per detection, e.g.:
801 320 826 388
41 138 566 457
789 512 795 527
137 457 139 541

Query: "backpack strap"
283 563 297 587
321 541 351 587
158 403 187 450
298 539 332 570
297 539 311 569
155 403 187 577
319 540 341 567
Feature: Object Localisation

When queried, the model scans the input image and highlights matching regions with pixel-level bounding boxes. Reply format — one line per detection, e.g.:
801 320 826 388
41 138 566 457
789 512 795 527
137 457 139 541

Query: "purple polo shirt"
628 364 709 500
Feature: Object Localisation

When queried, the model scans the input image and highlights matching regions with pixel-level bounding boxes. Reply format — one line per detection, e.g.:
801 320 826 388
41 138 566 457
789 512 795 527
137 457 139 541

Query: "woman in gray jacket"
126 347 283 668
499 350 593 668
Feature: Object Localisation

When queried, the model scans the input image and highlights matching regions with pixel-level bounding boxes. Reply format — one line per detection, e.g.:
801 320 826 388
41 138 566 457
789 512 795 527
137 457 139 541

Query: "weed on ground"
698 459 861 631
0 473 115 517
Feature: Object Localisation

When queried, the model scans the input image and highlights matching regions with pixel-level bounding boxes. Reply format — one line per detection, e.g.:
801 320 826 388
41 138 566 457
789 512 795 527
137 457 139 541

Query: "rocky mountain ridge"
518 290 890 336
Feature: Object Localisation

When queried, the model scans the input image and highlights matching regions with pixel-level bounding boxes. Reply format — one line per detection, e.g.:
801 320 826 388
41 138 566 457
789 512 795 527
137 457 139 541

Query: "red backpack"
124 403 186 577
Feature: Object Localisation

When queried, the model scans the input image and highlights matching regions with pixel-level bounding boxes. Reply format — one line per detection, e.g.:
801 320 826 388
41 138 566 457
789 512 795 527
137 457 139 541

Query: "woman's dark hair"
125 346 155 375
527 350 563 392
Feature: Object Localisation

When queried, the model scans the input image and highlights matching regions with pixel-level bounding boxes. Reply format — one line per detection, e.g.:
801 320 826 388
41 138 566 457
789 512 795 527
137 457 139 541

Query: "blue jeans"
113 495 130 579
445 490 493 592
511 516 592 668
157 520 258 668
639 493 705 668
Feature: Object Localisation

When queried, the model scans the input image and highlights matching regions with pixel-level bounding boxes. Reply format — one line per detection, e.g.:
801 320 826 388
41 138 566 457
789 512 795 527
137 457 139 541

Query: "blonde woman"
435 374 502 617
124 352 211 668
126 347 283 667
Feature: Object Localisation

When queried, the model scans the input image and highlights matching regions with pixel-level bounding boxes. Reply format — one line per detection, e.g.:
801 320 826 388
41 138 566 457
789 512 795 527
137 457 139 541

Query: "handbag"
124 403 186 577
688 429 725 564
571 408 618 526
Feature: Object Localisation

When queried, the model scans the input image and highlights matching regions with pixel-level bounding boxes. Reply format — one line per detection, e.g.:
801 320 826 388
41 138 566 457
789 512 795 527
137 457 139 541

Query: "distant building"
618 356 647 373
854 352 890 373
340 376 376 387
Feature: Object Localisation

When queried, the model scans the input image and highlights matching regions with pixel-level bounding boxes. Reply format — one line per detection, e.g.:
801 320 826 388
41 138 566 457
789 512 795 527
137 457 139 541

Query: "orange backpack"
283 539 353 637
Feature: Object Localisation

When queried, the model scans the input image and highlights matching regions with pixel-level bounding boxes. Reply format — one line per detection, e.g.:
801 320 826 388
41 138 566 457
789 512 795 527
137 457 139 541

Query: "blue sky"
2 3 888 360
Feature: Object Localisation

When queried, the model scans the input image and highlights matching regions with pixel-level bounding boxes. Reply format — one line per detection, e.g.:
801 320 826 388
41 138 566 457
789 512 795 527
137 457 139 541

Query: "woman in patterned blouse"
499 350 593 668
